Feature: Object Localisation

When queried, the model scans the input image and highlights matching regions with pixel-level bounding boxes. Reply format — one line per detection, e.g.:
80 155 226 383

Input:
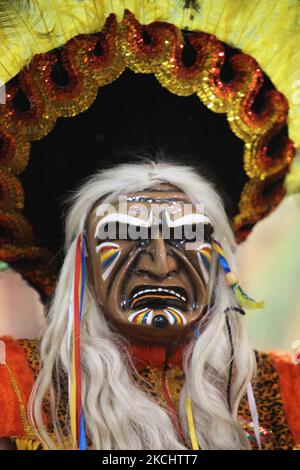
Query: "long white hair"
29 157 256 450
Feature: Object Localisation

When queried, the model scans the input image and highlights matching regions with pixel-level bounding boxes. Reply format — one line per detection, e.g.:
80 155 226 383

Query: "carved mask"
85 184 214 344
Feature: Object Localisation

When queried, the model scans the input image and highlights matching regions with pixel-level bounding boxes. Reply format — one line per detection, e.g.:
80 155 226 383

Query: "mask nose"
136 234 178 279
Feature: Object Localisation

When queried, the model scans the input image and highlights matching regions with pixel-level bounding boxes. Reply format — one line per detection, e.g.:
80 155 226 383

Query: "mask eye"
167 223 214 245
166 224 198 244
96 221 128 241
204 223 214 241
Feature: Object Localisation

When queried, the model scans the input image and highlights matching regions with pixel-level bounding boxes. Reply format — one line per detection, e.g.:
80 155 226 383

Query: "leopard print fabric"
17 339 69 437
238 352 294 449
132 364 184 411
18 341 295 449
18 339 40 377
127 353 295 449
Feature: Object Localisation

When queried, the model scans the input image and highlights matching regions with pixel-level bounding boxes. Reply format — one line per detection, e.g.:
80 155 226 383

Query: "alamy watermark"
94 197 212 248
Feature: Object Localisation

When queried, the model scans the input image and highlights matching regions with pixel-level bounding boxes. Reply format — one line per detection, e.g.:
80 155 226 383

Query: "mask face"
85 183 214 344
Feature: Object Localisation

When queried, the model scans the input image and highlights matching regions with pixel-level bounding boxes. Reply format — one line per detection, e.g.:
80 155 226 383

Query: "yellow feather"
0 0 298 169
0 0 40 31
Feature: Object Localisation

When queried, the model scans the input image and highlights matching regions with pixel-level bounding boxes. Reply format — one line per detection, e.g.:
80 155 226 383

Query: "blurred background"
0 69 299 352
238 194 300 351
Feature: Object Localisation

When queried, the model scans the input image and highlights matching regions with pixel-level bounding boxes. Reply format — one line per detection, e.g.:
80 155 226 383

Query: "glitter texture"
0 12 295 294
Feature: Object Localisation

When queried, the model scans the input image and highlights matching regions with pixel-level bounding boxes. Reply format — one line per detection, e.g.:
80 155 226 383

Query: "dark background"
19 68 246 259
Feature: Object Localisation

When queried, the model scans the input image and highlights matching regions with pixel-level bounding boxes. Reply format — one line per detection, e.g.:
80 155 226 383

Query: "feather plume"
0 0 40 33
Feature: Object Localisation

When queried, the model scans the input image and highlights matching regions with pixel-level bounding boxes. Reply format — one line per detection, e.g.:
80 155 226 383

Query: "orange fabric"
128 343 185 369
269 351 300 444
0 336 35 438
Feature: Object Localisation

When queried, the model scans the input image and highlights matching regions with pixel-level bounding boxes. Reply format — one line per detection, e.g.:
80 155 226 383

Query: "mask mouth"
128 285 188 311
127 306 188 327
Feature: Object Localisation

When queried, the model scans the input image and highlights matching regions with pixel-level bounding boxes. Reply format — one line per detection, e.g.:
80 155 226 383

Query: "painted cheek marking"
96 241 121 281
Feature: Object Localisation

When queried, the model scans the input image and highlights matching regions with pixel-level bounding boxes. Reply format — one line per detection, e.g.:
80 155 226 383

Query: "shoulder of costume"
256 350 300 448
0 336 40 439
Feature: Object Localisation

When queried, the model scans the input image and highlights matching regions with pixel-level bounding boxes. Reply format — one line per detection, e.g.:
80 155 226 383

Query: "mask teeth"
131 287 186 302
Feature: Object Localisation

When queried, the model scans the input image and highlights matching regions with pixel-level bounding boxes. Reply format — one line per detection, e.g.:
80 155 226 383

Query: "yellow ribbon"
186 396 200 450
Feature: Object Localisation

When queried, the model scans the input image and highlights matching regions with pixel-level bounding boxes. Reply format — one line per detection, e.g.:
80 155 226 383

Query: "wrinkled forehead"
125 183 191 203
90 183 201 221
84 183 214 246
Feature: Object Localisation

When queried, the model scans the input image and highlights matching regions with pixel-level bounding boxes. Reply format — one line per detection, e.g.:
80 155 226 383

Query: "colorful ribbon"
186 396 200 450
69 233 87 450
211 239 264 310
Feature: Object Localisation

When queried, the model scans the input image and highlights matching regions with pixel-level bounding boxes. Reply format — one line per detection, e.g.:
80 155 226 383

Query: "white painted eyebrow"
165 212 213 227
94 212 153 238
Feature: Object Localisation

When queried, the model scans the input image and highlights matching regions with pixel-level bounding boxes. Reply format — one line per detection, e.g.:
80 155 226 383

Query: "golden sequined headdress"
0 0 299 297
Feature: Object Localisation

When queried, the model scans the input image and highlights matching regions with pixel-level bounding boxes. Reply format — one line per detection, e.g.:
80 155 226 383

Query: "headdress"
0 1 299 298
2 1 297 449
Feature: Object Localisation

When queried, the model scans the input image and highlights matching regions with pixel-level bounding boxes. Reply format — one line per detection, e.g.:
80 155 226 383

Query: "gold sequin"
0 12 294 294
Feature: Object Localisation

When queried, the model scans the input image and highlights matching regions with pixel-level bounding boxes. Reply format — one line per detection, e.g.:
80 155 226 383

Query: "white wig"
29 156 256 450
